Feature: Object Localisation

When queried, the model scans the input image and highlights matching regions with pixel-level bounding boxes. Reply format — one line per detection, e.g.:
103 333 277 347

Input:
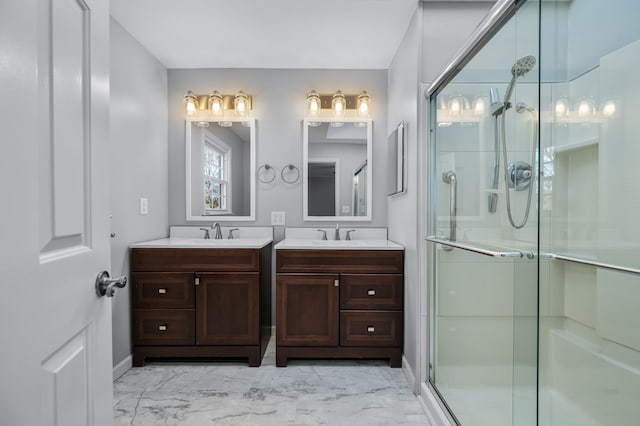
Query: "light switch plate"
271 211 285 226
139 197 149 215
341 205 351 214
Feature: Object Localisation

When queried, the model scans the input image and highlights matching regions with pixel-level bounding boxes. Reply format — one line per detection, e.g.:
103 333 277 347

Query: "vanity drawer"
276 250 404 274
340 274 403 310
340 311 402 347
132 273 195 309
131 248 260 272
133 309 195 345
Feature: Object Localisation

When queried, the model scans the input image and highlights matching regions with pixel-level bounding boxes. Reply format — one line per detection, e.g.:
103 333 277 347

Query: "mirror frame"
185 117 256 221
303 118 373 222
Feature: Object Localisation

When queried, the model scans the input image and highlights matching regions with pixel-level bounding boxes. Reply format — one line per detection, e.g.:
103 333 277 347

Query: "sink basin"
275 239 404 250
131 237 272 249
309 240 369 247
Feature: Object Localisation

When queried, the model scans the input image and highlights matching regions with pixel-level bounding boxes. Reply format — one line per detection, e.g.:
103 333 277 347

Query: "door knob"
95 271 127 297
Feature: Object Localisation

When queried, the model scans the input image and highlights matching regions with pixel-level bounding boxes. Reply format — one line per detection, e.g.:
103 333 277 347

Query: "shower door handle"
442 171 457 250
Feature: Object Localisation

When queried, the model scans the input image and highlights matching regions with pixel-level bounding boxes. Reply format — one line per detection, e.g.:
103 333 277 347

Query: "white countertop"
275 239 404 250
131 237 273 249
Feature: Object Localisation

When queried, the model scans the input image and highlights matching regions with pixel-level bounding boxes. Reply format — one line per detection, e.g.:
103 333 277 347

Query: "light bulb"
332 91 346 117
208 91 223 117
357 91 370 118
234 91 249 117
472 97 486 116
307 90 321 116
184 91 198 116
602 101 616 117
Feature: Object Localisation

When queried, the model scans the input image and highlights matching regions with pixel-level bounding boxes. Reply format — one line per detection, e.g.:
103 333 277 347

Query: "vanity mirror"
185 118 256 221
303 119 372 221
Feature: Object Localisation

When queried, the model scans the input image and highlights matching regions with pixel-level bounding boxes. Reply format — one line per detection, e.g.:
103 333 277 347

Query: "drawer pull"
158 325 168 331
367 326 375 333
158 288 167 294
367 289 376 296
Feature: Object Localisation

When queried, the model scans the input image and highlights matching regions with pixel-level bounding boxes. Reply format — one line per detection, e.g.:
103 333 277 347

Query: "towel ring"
281 164 300 184
257 164 276 183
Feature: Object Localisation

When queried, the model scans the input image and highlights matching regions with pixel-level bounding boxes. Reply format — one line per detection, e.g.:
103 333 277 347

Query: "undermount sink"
130 237 272 249
275 239 404 250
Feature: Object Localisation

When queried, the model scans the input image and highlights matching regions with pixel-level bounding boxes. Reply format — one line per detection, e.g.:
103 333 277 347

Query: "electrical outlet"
139 197 149 215
271 211 285 226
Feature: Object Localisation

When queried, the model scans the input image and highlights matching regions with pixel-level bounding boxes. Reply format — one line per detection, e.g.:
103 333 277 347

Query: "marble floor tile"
114 338 430 425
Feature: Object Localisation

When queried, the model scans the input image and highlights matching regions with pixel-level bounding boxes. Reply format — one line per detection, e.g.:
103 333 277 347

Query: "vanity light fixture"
183 90 252 118
305 89 373 119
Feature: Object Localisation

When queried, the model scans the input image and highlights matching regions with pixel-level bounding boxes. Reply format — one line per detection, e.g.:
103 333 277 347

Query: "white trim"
402 355 416 394
112 355 132 382
420 382 455 426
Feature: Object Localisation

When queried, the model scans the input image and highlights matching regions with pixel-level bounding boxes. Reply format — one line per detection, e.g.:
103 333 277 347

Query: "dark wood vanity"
275 249 404 367
130 245 272 367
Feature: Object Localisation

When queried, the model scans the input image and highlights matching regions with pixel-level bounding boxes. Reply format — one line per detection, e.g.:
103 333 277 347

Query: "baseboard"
420 382 455 426
113 355 132 382
402 355 417 394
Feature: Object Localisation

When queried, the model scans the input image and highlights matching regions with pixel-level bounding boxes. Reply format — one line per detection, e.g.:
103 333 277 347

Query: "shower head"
503 55 537 105
511 55 536 77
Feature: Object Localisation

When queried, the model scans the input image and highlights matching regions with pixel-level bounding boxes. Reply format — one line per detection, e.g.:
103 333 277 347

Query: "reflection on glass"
304 120 371 220
186 120 254 220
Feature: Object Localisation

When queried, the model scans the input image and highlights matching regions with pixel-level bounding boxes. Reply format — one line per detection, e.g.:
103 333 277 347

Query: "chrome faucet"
334 224 340 240
199 227 211 239
345 229 356 240
211 222 223 239
227 228 239 239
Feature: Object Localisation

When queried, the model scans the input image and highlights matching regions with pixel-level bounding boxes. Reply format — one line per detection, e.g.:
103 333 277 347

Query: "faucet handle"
227 228 239 239
345 230 356 240
199 228 210 239
317 229 327 240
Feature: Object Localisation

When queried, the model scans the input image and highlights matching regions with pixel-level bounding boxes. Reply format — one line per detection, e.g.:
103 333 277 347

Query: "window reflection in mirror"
303 119 372 221
186 119 255 221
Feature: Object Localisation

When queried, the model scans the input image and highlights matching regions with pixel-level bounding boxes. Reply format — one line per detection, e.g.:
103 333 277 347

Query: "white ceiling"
110 0 419 69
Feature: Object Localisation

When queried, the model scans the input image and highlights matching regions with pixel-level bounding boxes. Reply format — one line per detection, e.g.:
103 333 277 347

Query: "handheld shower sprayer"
490 56 536 116
488 55 538 228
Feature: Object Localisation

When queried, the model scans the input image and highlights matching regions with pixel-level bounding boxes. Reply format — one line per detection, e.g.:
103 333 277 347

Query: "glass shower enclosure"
425 0 640 424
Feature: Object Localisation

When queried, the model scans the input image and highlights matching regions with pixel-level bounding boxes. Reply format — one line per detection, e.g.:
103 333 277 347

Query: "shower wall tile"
438 260 513 316
435 316 513 387
563 263 596 328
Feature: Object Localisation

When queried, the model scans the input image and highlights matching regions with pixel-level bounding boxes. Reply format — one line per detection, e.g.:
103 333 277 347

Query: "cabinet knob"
158 288 167 294
367 289 376 296
158 325 168 331
195 277 200 286
367 326 375 333
334 279 339 287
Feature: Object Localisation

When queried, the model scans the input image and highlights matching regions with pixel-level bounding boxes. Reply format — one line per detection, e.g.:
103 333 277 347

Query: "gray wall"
167 69 388 228
386 1 494 391
387 7 422 389
110 18 169 369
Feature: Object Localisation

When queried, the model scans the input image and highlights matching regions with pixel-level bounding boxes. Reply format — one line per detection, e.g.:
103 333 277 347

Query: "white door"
0 0 115 425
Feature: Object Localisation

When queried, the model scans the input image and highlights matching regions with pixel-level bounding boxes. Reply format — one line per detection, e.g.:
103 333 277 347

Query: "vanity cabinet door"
276 274 339 346
195 272 259 345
